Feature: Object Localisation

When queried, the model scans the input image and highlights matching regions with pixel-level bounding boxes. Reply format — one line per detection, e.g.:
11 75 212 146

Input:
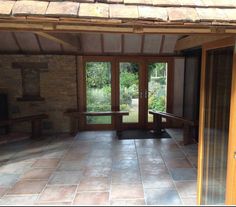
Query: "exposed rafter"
35 32 80 51
175 35 230 51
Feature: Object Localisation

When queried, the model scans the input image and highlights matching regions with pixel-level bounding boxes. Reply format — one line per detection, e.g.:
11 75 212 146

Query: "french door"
79 56 173 130
197 37 236 205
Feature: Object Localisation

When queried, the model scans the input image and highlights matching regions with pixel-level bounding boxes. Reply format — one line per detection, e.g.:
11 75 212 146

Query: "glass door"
198 38 236 205
147 62 168 123
118 60 145 128
81 57 115 130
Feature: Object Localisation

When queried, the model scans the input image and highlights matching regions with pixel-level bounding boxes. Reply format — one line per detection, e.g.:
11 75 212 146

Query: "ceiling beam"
175 35 229 51
35 32 79 51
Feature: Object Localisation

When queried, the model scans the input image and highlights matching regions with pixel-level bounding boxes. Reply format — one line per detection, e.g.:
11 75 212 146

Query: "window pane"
148 63 168 122
120 62 139 123
201 46 233 205
86 62 112 124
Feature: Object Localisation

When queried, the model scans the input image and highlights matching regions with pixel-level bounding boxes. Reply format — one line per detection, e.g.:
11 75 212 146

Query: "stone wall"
0 55 77 134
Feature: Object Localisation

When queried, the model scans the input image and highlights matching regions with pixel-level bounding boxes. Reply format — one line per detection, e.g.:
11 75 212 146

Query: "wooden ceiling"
0 31 181 55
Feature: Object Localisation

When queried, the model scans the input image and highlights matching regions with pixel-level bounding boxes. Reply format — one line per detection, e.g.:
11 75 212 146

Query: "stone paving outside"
0 129 198 205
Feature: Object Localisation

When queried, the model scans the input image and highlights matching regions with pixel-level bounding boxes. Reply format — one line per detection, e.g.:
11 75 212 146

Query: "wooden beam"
175 35 229 51
35 32 79 51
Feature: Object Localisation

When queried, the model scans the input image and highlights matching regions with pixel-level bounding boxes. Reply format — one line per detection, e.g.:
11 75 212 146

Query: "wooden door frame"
115 57 145 129
197 37 236 205
78 56 116 130
79 55 175 131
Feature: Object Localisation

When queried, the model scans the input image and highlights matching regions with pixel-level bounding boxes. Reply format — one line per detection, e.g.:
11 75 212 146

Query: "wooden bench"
64 110 129 137
149 110 195 145
0 114 49 139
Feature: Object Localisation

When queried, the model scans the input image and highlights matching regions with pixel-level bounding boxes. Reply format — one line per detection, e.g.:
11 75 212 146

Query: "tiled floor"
0 129 198 205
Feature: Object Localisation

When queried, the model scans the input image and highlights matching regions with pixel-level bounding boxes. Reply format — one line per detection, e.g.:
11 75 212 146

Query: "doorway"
79 57 173 131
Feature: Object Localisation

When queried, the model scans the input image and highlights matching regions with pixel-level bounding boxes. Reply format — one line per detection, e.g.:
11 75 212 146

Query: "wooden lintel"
35 32 79 51
175 35 230 51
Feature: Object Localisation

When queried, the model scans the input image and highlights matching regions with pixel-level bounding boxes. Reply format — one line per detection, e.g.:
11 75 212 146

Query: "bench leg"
183 124 193 145
31 120 42 139
70 117 79 136
116 115 122 139
153 114 162 135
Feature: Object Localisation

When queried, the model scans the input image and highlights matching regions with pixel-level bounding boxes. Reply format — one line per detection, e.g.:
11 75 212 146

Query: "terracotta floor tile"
0 173 20 187
165 158 192 169
142 176 175 189
112 169 141 184
87 157 112 168
73 192 109 205
144 188 182 205
112 151 137 161
181 197 197 205
38 185 77 203
77 177 110 191
0 161 32 174
0 187 8 198
20 168 54 180
48 171 83 185
112 159 139 171
84 167 111 177
8 180 47 195
170 168 197 181
57 161 85 171
175 181 197 198
111 184 144 200
0 195 38 205
32 158 60 169
110 199 146 206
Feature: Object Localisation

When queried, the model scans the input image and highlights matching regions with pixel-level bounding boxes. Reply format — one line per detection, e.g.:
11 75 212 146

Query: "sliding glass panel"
86 62 111 124
201 46 233 204
148 62 168 122
119 62 139 123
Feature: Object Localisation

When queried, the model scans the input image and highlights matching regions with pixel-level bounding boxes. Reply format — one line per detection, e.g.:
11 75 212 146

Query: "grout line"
134 139 147 206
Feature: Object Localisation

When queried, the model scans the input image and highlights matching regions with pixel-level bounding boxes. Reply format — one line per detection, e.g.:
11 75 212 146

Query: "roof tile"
12 1 48 16
46 2 79 17
178 0 205 7
202 0 236 7
103 0 124 3
0 0 15 16
79 3 109 18
138 6 167 21
168 7 199 22
124 0 153 6
152 0 180 6
110 4 138 19
223 9 236 22
196 8 228 21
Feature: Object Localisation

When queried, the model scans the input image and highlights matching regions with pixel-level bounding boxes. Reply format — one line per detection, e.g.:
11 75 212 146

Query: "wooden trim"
35 32 78 50
2 20 236 35
197 45 206 205
175 35 230 51
226 38 236 205
159 35 165 54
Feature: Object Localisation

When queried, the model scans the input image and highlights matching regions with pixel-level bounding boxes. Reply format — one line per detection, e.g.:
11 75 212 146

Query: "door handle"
234 151 236 159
